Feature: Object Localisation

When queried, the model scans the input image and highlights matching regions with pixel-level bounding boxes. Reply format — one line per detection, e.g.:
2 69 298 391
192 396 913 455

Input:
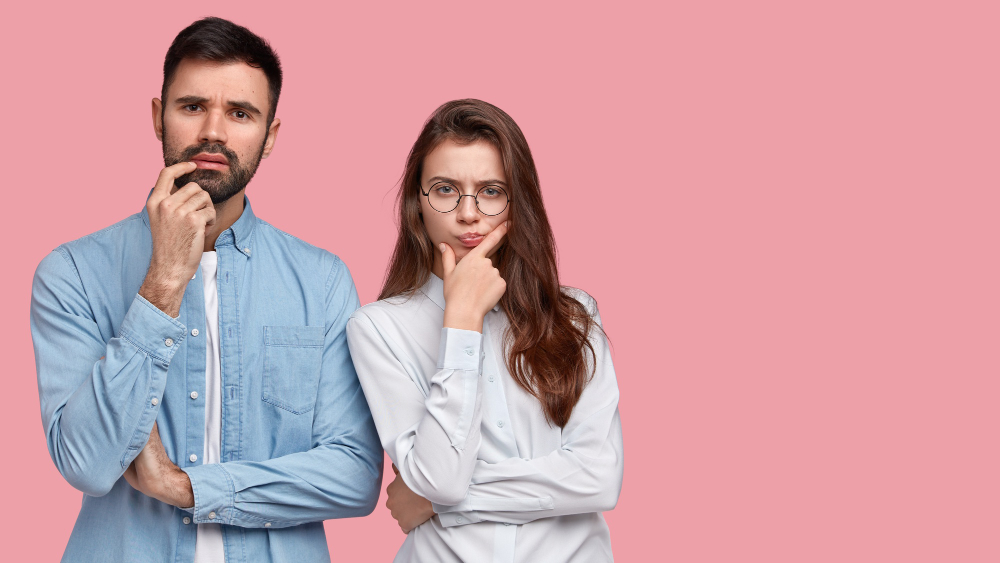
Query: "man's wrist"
139 271 187 318
164 467 195 508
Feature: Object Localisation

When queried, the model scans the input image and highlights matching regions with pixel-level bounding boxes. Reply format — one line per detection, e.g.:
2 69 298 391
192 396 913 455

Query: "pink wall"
2 1 997 560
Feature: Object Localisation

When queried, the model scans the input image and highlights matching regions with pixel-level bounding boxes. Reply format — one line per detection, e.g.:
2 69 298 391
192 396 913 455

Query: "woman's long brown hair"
380 99 601 428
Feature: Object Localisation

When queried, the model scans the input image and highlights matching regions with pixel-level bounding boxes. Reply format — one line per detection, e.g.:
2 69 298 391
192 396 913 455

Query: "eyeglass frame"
419 183 511 216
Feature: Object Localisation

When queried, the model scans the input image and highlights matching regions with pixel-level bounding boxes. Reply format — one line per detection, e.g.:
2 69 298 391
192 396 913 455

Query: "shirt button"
488 375 495 383
189 454 198 462
264 522 272 528
208 511 217 520
457 517 465 524
191 329 199 337
164 338 174 347
190 391 199 400
244 247 251 254
497 420 504 428
465 348 474 356
182 517 191 525
150 397 159 406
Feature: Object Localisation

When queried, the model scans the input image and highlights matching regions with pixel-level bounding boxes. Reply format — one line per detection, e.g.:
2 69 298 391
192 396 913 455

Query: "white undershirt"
194 252 225 563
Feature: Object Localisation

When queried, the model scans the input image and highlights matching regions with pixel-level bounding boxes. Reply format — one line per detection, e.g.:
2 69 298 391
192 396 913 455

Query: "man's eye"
233 111 247 119
184 105 201 112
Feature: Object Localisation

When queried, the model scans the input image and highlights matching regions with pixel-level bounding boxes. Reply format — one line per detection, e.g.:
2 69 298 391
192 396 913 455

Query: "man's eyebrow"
228 100 263 116
427 176 508 186
172 96 263 116
174 95 210 105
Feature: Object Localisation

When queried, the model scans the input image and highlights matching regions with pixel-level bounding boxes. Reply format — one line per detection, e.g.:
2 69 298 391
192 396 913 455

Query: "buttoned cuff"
118 294 187 363
183 463 235 525
437 328 483 372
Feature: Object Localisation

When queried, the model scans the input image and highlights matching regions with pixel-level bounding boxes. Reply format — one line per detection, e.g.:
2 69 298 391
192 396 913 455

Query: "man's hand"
139 162 216 317
123 422 195 508
386 465 435 534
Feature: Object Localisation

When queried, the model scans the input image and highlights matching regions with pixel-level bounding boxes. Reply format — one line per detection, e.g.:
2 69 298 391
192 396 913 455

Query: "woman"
346 99 622 562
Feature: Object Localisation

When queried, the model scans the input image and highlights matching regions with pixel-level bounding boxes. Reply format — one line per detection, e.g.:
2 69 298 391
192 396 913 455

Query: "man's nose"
456 194 480 223
198 110 228 145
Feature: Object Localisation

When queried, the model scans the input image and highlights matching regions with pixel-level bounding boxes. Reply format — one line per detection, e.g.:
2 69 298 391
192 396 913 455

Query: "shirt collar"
140 195 257 259
419 274 446 311
418 273 501 313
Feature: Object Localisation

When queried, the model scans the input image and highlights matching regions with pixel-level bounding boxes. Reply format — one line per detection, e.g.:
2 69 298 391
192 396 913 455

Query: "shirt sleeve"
346 310 487 506
181 257 384 528
433 295 624 527
31 249 188 497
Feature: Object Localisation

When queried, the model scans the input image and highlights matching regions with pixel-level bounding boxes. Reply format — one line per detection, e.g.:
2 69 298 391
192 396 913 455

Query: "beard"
162 133 266 204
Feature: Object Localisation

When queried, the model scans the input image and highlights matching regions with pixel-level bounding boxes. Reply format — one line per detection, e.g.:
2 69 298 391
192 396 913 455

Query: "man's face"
154 59 279 204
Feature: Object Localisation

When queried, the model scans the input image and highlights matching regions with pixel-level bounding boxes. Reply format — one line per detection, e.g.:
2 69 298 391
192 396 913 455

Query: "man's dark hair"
162 17 283 124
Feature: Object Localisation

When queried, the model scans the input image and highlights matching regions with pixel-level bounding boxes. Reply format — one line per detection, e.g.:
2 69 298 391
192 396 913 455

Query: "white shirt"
194 252 225 563
346 275 623 563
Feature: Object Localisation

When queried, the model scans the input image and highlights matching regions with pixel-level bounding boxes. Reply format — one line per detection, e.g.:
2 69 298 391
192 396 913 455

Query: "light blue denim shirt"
31 198 383 563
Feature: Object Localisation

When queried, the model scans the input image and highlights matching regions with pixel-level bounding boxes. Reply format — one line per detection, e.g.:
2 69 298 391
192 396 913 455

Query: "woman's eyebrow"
426 176 508 186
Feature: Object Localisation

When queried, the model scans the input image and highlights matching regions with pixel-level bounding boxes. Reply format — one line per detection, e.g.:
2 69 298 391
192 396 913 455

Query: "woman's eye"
434 185 455 195
481 187 500 197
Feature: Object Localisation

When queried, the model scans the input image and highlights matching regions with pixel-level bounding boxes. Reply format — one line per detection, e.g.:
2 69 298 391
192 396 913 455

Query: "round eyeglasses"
421 183 510 216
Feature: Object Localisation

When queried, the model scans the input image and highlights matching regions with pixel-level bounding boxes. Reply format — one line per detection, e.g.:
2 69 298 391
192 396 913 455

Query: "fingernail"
438 243 446 253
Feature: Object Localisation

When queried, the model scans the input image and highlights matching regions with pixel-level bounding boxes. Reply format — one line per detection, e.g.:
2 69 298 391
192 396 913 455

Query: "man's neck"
204 190 246 251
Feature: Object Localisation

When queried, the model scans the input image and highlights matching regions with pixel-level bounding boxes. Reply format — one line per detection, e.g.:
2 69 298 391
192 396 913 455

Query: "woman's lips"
458 233 484 248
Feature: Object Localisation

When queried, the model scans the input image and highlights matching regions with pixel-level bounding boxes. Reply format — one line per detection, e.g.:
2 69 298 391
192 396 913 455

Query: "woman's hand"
440 221 509 332
386 465 435 534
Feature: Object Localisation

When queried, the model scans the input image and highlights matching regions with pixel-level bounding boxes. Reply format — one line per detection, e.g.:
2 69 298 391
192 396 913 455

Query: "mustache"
179 143 239 166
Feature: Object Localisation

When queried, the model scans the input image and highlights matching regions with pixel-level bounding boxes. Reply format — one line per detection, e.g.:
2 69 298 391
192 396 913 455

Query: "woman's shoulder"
349 291 430 331
560 285 600 318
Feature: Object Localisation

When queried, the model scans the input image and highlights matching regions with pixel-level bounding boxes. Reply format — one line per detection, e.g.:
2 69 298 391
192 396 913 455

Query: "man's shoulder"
33 213 147 290
54 213 147 255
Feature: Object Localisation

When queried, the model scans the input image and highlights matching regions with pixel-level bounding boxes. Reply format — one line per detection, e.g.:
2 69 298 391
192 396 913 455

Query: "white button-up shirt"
347 275 623 563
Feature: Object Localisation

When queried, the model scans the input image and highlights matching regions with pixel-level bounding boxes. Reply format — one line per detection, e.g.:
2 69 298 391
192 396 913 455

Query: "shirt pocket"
262 325 325 414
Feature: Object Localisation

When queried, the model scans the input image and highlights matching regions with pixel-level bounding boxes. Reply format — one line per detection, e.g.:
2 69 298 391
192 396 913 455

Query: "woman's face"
420 138 510 278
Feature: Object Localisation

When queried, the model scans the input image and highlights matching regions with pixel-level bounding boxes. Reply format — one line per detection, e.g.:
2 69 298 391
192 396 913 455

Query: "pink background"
2 1 997 561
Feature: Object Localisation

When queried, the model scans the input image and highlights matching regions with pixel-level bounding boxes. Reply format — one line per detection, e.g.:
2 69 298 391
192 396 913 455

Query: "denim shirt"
31 198 383 563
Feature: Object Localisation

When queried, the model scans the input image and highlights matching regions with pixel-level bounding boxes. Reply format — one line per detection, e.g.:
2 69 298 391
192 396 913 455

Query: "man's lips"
190 153 229 170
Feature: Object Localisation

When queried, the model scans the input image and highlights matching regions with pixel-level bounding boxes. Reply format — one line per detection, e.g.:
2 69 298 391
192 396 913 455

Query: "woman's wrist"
443 308 484 332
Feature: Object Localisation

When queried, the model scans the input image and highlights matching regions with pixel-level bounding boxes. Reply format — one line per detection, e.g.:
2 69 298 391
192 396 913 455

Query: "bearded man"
30 17 382 563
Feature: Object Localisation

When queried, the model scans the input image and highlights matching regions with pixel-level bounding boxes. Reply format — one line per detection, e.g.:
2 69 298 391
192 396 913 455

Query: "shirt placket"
481 313 519 563
214 232 247 563
175 265 207 561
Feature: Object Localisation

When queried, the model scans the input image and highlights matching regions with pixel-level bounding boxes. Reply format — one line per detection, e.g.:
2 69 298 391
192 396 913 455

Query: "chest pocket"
262 325 325 414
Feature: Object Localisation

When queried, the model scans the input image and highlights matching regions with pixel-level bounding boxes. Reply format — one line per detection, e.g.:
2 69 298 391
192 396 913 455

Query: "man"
30 17 382 563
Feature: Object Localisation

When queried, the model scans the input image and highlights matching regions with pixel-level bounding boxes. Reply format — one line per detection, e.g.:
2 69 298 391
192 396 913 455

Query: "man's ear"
261 118 281 159
152 98 164 141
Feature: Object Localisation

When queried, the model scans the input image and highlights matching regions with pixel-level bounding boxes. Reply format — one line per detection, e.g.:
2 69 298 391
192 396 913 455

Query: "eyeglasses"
421 183 510 216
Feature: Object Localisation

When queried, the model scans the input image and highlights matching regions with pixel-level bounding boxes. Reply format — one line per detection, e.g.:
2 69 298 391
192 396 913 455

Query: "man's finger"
439 243 456 278
150 162 197 204
192 206 217 228
175 187 213 215
470 221 509 258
